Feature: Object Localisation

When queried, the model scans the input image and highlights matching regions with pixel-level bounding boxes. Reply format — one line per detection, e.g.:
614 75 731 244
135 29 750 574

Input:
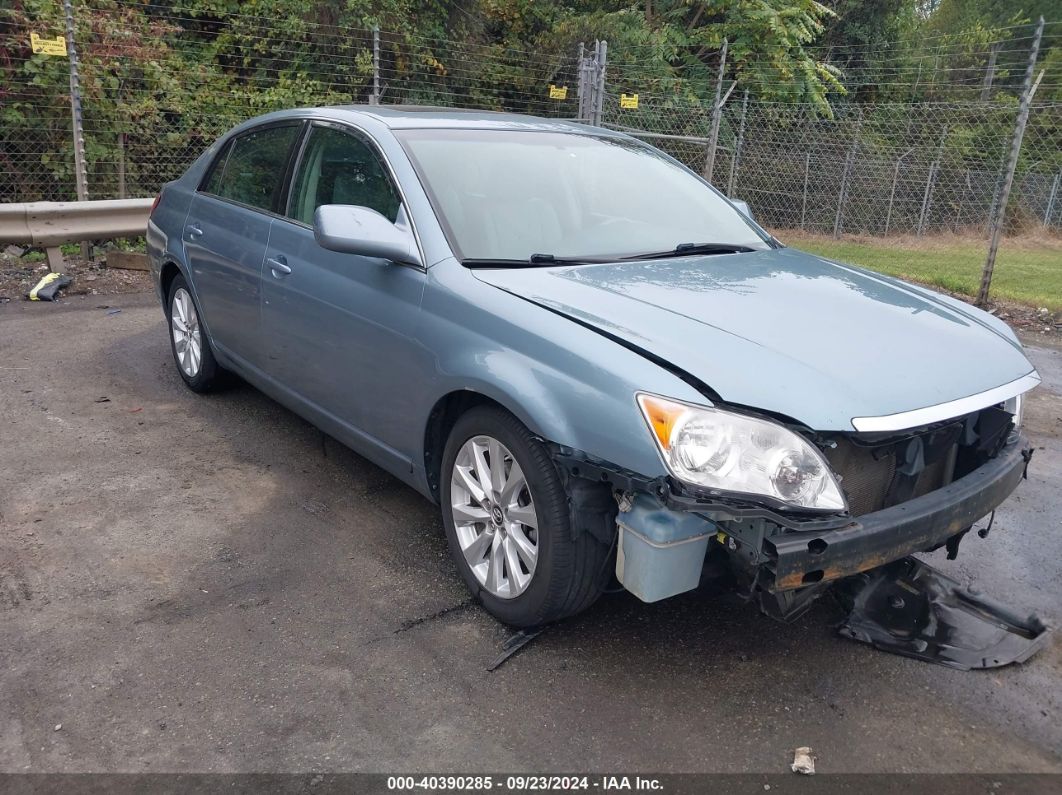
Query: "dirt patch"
0 249 151 304
964 296 1059 341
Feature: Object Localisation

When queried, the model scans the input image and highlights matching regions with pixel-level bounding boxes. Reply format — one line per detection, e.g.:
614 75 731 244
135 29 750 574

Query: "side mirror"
729 199 754 221
313 204 422 267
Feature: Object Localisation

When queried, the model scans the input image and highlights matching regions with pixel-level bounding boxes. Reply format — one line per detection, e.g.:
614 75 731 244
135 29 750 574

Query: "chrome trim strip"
851 371 1041 432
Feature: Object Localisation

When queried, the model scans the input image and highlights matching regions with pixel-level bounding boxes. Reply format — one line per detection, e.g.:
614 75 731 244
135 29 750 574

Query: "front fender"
416 260 709 482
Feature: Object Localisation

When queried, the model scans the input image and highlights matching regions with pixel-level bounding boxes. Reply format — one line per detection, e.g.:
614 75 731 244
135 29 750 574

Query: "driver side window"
288 125 400 226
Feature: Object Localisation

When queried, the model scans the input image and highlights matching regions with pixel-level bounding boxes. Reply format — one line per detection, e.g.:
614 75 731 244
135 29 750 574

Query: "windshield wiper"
463 244 757 269
620 242 758 261
528 253 604 265
462 255 601 269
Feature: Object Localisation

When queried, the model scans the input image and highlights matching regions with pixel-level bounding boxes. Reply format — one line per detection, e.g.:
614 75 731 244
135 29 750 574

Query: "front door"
260 122 428 472
184 123 301 367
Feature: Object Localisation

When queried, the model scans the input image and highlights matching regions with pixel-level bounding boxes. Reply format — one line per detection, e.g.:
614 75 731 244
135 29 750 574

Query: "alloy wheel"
171 287 202 378
449 435 539 599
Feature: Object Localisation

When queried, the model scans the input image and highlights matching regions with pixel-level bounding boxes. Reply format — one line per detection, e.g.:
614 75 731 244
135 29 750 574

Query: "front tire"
440 406 611 627
167 274 222 392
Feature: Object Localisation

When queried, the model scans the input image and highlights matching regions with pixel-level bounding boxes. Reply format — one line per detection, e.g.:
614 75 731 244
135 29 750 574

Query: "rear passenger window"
200 140 232 196
201 125 299 212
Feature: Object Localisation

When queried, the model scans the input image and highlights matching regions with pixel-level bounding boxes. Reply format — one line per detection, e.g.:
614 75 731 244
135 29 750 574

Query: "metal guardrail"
0 198 152 270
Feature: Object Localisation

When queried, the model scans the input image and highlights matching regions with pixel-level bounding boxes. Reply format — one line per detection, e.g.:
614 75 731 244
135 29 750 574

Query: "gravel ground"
1 289 1060 774
0 251 151 304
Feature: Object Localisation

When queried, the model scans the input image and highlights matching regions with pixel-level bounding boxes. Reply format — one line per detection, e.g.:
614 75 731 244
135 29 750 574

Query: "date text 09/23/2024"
386 776 663 791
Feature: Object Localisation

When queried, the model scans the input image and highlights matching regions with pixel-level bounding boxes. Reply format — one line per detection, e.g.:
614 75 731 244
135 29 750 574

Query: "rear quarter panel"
146 181 195 304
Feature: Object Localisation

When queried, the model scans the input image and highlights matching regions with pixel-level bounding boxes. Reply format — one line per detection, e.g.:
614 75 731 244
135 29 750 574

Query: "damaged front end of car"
550 394 1049 670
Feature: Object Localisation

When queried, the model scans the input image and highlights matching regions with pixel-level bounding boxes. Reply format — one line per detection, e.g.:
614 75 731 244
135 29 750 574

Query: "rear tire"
440 406 612 627
167 274 222 393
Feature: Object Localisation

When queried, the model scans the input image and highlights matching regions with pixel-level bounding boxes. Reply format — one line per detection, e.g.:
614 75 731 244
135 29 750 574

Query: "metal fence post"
577 41 603 124
370 26 380 105
63 0 90 262
833 110 862 239
917 126 948 236
117 131 126 199
981 43 999 101
702 38 728 183
1044 171 1060 229
726 88 748 197
801 152 810 230
977 17 1044 307
885 148 913 236
592 40 607 126
576 42 586 121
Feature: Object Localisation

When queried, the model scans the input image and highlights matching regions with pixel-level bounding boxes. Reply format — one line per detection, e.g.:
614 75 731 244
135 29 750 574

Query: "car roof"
319 104 615 134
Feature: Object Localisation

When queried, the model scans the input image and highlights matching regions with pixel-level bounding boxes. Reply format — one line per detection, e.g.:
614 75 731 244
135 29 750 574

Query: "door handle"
185 223 203 240
267 256 292 277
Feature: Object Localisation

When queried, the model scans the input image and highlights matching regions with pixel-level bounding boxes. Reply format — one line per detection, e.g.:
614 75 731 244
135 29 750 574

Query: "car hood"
472 247 1037 431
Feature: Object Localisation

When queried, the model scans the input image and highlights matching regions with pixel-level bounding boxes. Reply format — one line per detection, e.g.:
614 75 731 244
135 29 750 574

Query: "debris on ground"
105 251 150 271
487 627 545 671
27 272 72 301
790 746 815 775
835 556 1050 670
1 249 150 299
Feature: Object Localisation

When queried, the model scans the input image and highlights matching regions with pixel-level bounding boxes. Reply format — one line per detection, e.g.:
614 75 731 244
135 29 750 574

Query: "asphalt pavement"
2 292 1060 773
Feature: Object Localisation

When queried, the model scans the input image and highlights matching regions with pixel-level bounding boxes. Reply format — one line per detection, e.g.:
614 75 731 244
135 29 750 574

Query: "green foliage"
0 0 1057 202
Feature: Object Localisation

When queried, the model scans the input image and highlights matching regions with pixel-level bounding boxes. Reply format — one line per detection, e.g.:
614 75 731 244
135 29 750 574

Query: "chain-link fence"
0 1 585 203
1 2 1060 310
608 98 1062 237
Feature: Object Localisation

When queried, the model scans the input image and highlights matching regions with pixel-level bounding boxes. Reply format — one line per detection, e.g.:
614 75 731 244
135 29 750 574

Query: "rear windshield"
396 128 769 262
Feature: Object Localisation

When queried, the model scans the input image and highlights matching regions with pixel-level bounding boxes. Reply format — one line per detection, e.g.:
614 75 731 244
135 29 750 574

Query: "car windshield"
396 128 771 263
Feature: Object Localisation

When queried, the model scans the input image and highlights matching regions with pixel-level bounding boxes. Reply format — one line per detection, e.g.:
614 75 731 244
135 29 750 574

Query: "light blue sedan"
147 106 1039 629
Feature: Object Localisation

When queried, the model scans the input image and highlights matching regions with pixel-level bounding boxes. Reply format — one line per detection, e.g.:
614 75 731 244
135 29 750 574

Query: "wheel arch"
158 260 222 356
159 260 184 306
423 388 567 503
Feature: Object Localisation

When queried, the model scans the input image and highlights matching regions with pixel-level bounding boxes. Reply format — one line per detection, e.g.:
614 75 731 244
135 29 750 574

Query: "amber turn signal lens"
636 394 688 451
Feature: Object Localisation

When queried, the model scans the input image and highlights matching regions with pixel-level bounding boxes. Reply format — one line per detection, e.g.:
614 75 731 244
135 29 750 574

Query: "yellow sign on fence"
31 32 67 56
548 84 568 100
620 93 639 109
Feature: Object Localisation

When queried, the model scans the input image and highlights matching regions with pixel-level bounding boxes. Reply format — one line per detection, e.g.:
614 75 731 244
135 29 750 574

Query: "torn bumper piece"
763 438 1032 591
835 556 1050 670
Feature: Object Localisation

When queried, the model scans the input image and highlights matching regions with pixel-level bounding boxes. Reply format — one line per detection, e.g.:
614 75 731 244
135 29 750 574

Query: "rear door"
260 121 428 470
183 122 301 367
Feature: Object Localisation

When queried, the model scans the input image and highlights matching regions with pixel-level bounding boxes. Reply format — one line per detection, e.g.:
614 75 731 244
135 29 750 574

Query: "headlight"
637 393 847 512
